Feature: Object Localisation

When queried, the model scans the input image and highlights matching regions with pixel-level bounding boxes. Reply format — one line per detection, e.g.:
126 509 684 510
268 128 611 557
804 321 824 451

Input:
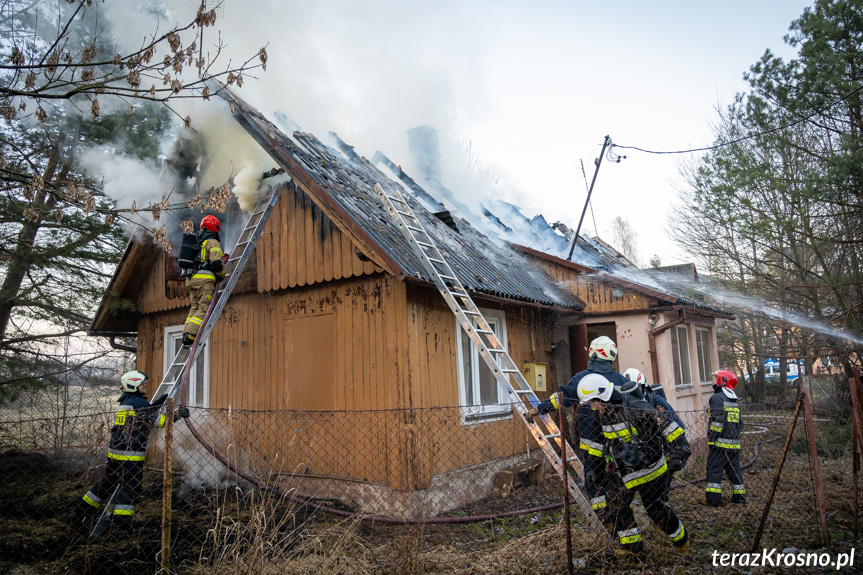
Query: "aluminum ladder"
373 183 604 535
90 183 282 537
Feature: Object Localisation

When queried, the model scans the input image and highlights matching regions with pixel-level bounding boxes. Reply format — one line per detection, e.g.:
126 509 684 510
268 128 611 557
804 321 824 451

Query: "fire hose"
181 414 782 525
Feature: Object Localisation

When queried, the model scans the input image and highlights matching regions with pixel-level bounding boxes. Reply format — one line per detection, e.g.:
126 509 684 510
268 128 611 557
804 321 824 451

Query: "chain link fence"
0 395 858 574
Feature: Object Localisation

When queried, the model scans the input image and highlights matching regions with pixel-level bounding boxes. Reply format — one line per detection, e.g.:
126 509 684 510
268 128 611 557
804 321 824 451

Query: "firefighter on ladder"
68 371 188 536
704 369 746 506
183 214 226 346
577 373 691 557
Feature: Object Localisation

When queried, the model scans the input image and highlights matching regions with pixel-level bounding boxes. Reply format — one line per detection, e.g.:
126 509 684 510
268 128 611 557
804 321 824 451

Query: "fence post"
752 394 803 552
802 390 830 547
851 370 863 539
853 417 859 540
558 404 573 575
161 398 174 575
849 371 863 467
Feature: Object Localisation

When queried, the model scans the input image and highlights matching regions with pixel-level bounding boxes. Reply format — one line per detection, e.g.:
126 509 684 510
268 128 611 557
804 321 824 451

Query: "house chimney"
405 125 442 181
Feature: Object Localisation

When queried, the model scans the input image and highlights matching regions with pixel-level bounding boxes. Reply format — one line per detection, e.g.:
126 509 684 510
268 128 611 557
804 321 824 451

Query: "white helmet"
576 373 614 403
623 368 648 388
588 336 618 362
120 370 149 393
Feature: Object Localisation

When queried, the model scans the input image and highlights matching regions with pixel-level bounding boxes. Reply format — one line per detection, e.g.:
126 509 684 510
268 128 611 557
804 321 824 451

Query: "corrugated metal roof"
223 91 583 310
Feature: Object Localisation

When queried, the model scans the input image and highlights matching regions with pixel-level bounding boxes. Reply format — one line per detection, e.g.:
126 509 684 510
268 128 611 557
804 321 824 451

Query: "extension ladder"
373 183 605 535
90 183 282 537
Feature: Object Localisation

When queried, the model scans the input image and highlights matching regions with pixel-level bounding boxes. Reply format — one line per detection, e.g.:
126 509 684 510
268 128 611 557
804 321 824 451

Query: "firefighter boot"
182 333 195 347
731 494 747 505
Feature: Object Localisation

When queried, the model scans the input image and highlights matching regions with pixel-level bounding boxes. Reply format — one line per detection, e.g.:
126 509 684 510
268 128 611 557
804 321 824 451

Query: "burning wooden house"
90 89 730 516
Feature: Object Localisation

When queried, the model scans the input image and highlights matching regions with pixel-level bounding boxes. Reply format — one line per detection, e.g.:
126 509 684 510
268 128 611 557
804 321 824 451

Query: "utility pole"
567 135 611 261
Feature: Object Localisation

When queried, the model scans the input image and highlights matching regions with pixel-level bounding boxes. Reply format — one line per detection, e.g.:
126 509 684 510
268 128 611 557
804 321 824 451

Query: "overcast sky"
165 0 814 267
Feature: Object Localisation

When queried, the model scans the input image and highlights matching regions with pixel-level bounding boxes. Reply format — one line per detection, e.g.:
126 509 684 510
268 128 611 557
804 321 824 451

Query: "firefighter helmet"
576 373 615 403
200 215 221 232
623 368 648 388
120 370 149 393
588 336 618 362
714 370 738 390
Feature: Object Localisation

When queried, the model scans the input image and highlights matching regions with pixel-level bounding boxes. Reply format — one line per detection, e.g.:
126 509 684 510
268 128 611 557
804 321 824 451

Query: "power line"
613 83 863 156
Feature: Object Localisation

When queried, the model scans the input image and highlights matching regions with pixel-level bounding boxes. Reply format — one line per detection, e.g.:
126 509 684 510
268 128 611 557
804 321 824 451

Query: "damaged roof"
218 88 584 310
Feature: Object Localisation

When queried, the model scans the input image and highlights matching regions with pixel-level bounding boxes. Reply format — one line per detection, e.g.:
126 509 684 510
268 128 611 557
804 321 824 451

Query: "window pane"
671 328 682 385
696 329 711 383
478 362 497 405
677 327 691 384
461 328 474 405
194 342 206 407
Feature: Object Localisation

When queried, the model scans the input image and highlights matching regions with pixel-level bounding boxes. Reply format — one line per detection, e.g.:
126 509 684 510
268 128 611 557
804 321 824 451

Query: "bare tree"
611 215 641 266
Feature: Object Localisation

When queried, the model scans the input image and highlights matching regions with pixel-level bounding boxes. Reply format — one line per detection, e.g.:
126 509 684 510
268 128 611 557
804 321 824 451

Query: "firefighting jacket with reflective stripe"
191 232 226 281
577 402 611 507
108 392 165 460
600 401 670 489
708 390 742 450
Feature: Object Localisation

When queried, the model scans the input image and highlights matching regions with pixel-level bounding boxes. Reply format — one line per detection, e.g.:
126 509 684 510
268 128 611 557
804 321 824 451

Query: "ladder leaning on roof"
372 183 605 536
89 184 282 538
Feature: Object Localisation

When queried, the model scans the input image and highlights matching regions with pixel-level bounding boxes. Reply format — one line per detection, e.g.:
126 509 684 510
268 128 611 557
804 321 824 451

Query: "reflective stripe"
733 485 745 494
108 448 146 461
83 492 102 508
112 505 135 516
591 496 606 510
602 421 636 440
622 457 667 489
666 426 684 442
550 393 561 410
709 422 724 432
192 271 216 280
157 414 166 428
186 317 203 326
670 521 686 542
714 439 741 449
662 421 680 437
706 482 722 493
618 528 642 545
723 401 738 408
580 439 604 457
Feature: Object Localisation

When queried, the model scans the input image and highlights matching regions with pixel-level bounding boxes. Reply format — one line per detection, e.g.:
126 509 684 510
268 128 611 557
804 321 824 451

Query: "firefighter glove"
525 406 540 418
152 393 168 406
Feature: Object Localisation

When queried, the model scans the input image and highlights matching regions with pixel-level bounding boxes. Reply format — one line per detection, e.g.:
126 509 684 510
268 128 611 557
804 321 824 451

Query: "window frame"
163 325 210 407
670 325 692 387
455 308 511 424
695 327 713 385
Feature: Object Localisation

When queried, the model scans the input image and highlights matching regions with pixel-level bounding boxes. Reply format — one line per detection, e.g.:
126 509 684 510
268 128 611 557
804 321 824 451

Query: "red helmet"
200 215 221 232
714 370 738 390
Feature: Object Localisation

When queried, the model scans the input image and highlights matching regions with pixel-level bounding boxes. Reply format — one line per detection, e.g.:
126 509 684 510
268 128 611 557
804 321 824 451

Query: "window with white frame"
164 326 210 407
670 325 692 386
695 327 713 384
455 308 510 423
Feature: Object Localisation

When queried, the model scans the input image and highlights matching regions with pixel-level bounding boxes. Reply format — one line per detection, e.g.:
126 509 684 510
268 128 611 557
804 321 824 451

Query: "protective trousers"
606 474 688 554
78 458 143 531
705 447 745 505
183 276 215 337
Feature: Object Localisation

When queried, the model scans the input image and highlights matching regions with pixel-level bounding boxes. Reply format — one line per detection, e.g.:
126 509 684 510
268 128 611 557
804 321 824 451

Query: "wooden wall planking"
538 260 651 313
253 182 383 294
